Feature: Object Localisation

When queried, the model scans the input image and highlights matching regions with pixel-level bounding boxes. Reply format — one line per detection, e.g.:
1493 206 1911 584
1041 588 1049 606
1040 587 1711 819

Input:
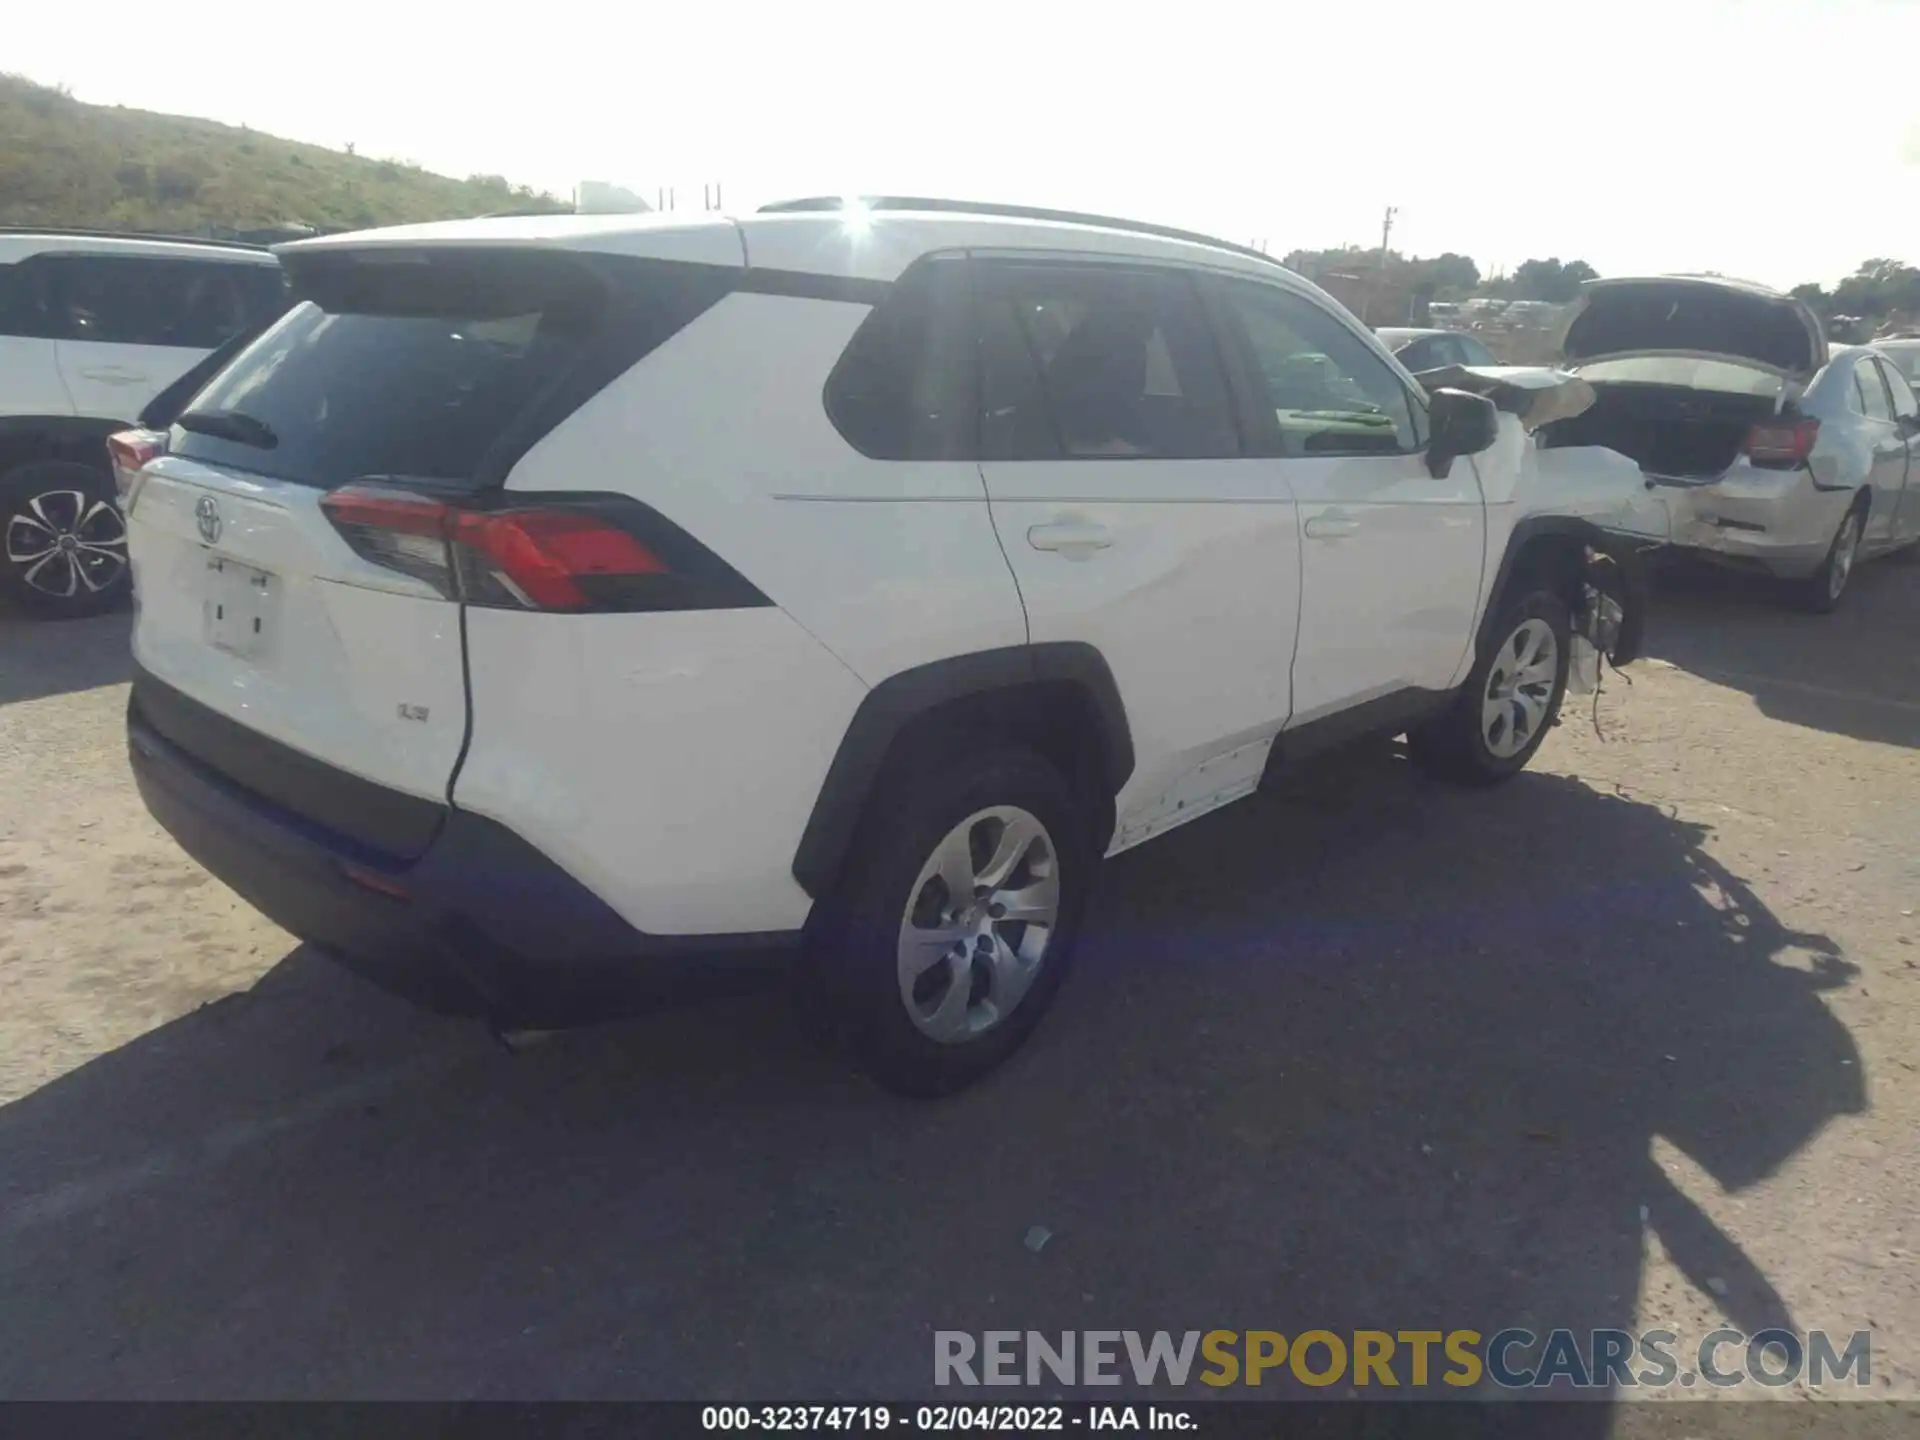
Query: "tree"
1418 252 1481 297
1789 282 1831 316
1511 257 1599 303
1831 258 1920 320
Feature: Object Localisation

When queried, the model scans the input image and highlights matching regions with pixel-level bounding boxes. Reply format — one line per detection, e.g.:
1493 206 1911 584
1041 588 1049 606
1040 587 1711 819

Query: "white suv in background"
0 230 286 617
122 199 1660 1095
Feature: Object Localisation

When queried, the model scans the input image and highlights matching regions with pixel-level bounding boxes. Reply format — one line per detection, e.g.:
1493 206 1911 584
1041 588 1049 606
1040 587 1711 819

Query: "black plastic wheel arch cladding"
1486 516 1654 668
790 643 1134 900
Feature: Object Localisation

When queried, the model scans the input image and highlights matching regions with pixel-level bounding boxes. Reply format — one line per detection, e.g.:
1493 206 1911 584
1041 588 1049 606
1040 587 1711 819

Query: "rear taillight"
451 507 667 609
1743 417 1819 469
319 482 765 614
106 428 166 511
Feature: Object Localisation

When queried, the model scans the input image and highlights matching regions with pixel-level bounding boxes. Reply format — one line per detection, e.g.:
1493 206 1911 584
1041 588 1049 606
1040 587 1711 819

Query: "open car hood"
1556 276 1825 380
1412 364 1597 431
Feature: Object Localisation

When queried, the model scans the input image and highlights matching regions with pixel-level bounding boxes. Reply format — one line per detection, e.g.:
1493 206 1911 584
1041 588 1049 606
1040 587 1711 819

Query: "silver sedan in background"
1539 277 1920 611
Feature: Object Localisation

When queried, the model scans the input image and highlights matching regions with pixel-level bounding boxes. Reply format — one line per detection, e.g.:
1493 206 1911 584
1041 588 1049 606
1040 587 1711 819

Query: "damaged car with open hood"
1534 275 1920 610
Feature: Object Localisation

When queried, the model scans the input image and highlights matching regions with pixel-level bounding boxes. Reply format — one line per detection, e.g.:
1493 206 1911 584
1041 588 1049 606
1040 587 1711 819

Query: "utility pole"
1362 204 1396 324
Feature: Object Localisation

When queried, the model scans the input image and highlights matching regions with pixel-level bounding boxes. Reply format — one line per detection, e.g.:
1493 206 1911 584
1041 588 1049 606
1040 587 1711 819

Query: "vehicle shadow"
0 608 134 707
1642 556 1920 748
0 750 1865 1417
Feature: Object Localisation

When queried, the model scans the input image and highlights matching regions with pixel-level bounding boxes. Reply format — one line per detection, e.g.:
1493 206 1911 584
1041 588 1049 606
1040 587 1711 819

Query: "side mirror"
1426 387 1500 479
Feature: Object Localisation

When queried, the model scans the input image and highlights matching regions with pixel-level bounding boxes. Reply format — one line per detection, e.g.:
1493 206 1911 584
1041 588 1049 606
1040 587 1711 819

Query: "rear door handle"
78 366 149 385
1305 510 1361 540
1028 521 1113 557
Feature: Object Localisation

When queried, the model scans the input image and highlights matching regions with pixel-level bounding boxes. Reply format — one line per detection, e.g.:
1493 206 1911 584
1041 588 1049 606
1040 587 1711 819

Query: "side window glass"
237 265 291 330
0 258 62 340
977 263 1238 461
49 256 170 345
173 263 275 349
45 256 266 349
1857 362 1894 421
1876 359 1916 421
825 256 971 460
1219 279 1419 456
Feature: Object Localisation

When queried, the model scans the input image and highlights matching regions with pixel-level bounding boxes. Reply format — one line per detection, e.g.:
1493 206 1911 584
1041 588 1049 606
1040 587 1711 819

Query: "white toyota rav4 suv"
122 198 1660 1094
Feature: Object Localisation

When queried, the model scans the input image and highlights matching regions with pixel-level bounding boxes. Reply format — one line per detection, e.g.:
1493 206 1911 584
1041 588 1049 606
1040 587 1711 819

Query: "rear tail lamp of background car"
1742 417 1820 469
106 428 167 512
318 482 769 613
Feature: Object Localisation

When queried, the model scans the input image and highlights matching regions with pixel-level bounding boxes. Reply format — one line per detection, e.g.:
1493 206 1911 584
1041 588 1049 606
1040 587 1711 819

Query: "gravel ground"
0 557 1915 1423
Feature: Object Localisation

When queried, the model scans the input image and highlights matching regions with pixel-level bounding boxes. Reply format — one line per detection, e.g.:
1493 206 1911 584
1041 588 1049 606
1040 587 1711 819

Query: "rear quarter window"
823 255 973 461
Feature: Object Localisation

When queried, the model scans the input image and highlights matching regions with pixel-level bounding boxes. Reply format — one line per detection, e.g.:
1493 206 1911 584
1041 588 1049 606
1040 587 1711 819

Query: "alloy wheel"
4 489 128 600
895 805 1061 1044
1481 616 1559 760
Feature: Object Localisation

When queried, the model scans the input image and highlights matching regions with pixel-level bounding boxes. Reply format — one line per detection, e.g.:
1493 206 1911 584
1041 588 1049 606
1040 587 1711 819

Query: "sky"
11 0 1920 290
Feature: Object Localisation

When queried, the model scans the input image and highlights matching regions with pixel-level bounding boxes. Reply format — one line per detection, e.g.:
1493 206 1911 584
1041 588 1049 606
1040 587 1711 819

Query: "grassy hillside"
0 73 567 234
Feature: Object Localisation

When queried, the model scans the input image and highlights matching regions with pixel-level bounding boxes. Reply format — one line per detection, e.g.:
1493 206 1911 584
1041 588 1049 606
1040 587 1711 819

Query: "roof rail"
758 196 1285 271
0 226 273 252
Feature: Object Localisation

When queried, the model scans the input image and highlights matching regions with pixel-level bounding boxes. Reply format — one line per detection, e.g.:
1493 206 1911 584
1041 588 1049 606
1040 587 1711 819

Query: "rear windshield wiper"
175 409 280 450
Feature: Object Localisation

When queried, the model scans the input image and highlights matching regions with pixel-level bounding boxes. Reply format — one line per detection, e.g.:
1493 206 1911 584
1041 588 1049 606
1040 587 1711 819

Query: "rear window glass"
1853 364 1894 420
169 249 722 490
1880 346 1920 387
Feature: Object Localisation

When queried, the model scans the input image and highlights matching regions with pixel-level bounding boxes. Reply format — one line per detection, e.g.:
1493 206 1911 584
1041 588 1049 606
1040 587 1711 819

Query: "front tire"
808 747 1094 1097
1409 589 1572 786
0 461 131 619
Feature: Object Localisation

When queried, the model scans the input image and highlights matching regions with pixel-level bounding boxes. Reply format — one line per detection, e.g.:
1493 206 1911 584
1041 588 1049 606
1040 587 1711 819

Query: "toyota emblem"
195 496 222 545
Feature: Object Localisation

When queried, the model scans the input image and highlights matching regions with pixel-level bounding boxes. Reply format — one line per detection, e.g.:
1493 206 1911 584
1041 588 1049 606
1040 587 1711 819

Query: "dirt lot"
1 559 1916 1420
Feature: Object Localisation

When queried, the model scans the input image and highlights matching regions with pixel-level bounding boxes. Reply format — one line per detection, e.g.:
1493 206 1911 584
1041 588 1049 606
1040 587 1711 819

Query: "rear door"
1883 361 1920 544
1206 273 1485 730
0 252 76 420
972 256 1302 851
127 245 698 828
47 253 284 421
1852 358 1908 548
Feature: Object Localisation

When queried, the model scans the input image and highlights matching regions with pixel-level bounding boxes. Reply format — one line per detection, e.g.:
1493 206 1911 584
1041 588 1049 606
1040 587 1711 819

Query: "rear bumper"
1655 467 1854 579
127 677 801 1026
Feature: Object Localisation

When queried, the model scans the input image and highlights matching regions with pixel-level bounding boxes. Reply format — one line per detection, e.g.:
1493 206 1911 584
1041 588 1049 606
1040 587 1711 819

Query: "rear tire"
0 461 131 619
805 747 1094 1097
1800 501 1866 613
1409 589 1572 786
